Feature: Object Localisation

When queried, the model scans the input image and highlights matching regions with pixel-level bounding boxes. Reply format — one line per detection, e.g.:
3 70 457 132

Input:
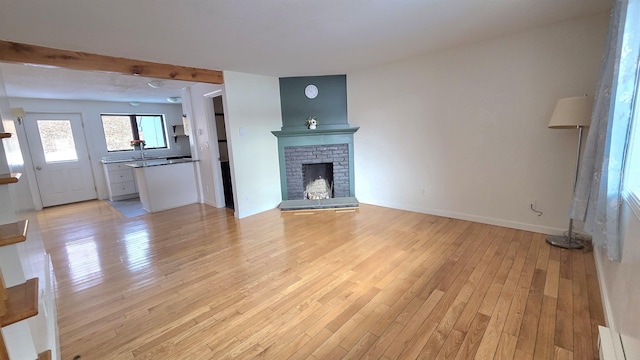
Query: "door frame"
203 90 229 209
20 111 97 209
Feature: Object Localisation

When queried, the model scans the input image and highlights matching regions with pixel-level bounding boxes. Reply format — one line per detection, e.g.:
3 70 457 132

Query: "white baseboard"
599 325 626 359
203 199 220 208
362 200 566 235
593 246 616 330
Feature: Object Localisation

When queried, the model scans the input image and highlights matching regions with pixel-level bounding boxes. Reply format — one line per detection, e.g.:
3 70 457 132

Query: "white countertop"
124 158 197 168
100 156 193 164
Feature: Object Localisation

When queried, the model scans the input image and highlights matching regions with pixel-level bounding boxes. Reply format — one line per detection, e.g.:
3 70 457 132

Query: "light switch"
239 127 245 136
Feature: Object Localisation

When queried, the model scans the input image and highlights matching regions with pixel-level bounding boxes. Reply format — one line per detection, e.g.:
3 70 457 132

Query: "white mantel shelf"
271 127 359 138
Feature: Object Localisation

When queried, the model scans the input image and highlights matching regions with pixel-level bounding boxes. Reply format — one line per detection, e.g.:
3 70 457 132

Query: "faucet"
141 151 146 161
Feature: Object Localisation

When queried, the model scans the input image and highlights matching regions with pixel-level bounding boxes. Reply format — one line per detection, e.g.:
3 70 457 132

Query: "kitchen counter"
101 156 193 163
123 158 197 168
101 158 139 164
126 159 198 213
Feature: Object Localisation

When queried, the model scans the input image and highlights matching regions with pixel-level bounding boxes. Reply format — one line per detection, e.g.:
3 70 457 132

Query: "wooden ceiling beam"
0 40 223 84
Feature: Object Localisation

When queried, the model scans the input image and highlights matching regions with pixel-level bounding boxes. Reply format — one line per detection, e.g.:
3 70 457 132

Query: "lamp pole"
547 124 585 249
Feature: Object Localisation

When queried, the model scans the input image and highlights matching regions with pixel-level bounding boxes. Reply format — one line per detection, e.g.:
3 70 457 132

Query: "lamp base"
546 235 584 250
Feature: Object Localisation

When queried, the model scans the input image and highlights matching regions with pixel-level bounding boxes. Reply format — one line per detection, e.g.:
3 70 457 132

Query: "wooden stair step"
0 173 21 185
0 220 29 247
0 278 39 327
37 350 52 360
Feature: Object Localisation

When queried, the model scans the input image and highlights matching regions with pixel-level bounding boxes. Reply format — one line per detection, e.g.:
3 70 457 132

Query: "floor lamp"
546 96 593 249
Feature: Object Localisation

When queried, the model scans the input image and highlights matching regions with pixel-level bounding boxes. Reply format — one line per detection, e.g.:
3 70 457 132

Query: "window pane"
626 106 640 194
102 116 134 151
37 120 78 163
137 115 167 149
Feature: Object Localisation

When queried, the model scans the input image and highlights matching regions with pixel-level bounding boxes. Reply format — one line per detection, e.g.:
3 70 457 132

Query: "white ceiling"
0 62 195 104
0 0 611 103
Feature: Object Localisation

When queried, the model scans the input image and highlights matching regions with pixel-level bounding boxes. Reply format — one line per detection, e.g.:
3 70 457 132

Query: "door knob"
36 166 42 170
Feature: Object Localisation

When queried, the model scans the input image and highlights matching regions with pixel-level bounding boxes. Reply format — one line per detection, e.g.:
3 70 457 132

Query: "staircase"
0 109 58 357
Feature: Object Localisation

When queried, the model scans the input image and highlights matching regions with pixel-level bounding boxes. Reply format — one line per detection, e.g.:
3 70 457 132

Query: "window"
624 71 640 211
37 120 79 162
101 114 168 152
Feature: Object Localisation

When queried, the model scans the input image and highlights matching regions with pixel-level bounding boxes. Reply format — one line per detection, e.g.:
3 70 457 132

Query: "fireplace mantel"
271 127 359 138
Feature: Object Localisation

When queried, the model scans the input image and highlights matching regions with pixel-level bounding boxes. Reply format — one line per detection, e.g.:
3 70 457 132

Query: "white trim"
622 190 640 221
593 246 616 330
361 200 566 235
203 199 221 208
203 89 223 97
599 325 626 359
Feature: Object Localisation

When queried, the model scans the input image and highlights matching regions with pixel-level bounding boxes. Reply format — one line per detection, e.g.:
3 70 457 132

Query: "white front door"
23 113 96 207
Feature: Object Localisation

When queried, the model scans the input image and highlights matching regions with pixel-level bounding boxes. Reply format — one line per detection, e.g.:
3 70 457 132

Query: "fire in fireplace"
303 163 333 199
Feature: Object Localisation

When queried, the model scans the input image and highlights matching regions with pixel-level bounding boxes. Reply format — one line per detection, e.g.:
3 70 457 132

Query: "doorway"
213 96 234 210
23 113 96 207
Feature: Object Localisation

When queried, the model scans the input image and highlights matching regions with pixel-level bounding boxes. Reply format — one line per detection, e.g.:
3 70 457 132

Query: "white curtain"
570 0 640 261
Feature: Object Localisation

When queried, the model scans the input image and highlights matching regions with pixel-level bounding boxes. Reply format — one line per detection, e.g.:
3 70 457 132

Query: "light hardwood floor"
37 201 604 359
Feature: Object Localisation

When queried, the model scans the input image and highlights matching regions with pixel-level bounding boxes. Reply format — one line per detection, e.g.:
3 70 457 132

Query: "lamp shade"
548 96 593 128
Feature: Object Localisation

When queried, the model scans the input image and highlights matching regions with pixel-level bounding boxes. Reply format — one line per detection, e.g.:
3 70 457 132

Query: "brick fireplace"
285 144 348 200
272 127 359 201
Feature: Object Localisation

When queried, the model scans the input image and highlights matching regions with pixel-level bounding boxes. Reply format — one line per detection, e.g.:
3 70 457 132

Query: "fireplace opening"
302 163 334 200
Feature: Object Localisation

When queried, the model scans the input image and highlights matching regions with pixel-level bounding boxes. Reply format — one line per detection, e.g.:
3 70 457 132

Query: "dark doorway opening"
213 96 234 210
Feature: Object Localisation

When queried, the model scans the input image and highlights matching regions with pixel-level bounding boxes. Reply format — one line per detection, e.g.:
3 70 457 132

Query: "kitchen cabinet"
102 162 139 201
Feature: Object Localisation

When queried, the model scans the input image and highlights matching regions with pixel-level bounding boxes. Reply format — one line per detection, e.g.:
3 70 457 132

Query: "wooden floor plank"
420 299 467 358
495 332 518 359
433 329 466 359
33 201 604 359
453 312 491 359
533 295 558 359
515 268 546 355
503 232 539 338
554 345 573 360
572 251 594 360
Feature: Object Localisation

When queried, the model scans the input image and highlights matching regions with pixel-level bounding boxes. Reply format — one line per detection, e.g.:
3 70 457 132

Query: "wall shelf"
0 173 21 185
173 134 187 143
0 220 29 247
0 278 39 327
172 124 188 143
0 133 11 139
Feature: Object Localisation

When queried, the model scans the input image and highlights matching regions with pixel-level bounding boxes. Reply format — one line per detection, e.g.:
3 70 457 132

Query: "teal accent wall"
279 75 348 130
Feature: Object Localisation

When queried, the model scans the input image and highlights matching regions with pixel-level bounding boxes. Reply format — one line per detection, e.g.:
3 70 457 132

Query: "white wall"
595 200 640 357
348 13 609 234
6 98 187 204
183 83 225 207
223 71 282 218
